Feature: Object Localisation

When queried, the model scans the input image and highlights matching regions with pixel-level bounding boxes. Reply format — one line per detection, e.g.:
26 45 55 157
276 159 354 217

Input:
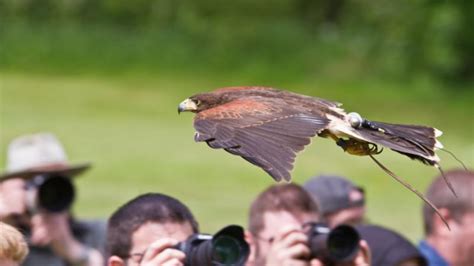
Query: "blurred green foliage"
1 0 473 85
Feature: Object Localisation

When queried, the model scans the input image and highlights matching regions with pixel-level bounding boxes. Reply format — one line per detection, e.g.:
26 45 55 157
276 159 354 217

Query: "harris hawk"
178 86 463 228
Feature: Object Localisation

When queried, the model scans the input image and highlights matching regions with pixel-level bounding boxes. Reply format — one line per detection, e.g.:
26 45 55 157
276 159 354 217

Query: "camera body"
25 174 76 213
175 225 250 266
306 222 360 265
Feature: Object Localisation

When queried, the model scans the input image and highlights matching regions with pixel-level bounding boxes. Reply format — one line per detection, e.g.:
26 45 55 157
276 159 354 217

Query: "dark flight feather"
193 98 329 181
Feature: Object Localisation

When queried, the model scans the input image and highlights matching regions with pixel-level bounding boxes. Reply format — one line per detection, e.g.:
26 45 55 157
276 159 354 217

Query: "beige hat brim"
0 162 92 182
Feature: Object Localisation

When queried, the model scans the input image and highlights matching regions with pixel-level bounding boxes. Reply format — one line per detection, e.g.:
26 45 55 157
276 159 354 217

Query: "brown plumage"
178 86 457 228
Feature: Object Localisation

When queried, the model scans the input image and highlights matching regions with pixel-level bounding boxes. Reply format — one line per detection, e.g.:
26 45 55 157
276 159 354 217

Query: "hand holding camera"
263 224 311 266
0 173 75 221
175 225 249 266
0 173 102 265
264 223 368 266
139 238 186 266
26 174 76 214
138 225 249 266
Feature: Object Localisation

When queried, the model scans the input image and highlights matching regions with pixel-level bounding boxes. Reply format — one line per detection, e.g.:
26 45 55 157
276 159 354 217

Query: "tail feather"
356 121 442 165
376 122 444 150
355 120 457 197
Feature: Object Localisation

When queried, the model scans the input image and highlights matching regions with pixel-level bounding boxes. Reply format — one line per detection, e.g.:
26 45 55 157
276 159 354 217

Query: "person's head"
0 222 29 266
422 168 474 265
357 224 426 266
303 175 365 227
0 132 90 217
247 183 319 264
106 193 199 266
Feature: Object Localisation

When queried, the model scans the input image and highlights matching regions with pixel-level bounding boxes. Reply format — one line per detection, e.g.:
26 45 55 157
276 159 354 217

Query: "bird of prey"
178 86 462 227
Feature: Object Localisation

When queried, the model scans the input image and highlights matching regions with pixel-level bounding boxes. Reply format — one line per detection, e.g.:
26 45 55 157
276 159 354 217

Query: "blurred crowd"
0 132 472 266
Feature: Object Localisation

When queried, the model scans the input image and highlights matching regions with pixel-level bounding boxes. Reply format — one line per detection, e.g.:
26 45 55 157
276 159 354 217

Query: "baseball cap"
356 224 427 266
303 175 365 215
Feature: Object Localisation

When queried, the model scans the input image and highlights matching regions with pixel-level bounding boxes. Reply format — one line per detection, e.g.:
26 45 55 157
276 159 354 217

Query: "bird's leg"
337 138 383 156
318 130 340 142
319 130 382 156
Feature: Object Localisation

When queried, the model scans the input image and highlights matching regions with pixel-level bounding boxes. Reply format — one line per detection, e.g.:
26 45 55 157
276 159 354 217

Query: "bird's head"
178 93 226 114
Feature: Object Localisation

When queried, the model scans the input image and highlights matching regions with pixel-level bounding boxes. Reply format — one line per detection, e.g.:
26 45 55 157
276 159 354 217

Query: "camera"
175 225 250 266
305 222 360 265
26 174 76 213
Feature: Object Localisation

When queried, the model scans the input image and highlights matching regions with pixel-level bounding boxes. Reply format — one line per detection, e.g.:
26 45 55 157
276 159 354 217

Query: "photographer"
0 133 106 266
107 192 250 266
304 175 425 266
418 169 474 266
246 184 370 266
106 193 199 266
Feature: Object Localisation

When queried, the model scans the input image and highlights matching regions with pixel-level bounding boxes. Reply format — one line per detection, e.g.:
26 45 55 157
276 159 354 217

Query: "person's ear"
244 230 254 245
107 255 126 266
244 230 257 266
434 208 456 236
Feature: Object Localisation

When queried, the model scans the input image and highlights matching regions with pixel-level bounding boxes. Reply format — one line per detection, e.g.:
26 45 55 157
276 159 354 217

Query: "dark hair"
106 193 199 259
356 224 427 266
248 183 319 236
423 169 474 235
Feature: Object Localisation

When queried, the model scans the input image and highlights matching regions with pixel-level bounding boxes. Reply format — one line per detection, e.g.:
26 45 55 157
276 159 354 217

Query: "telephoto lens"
175 225 250 266
26 174 76 213
306 222 360 265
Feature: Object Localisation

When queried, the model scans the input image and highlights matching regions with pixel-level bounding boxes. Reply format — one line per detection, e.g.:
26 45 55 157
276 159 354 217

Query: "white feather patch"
435 139 444 150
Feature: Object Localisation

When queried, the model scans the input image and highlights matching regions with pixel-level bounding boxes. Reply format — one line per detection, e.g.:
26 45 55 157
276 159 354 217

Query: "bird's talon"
336 139 348 150
340 139 382 156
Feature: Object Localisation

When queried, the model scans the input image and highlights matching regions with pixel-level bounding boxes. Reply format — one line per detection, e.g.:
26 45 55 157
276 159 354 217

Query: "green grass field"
1 72 473 243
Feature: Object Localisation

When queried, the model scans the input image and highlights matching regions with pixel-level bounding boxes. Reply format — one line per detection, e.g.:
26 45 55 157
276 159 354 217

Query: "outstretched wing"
193 97 330 181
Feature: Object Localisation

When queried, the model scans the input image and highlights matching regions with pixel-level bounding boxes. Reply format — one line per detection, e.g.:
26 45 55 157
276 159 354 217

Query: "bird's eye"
195 100 201 106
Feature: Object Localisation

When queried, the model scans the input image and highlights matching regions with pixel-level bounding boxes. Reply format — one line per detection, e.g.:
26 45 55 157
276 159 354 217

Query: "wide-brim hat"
0 133 91 181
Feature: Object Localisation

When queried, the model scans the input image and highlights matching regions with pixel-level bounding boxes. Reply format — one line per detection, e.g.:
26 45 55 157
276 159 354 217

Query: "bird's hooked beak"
178 98 198 114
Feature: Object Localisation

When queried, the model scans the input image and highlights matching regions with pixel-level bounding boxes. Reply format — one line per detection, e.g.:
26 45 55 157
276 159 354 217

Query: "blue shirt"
418 240 449 266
